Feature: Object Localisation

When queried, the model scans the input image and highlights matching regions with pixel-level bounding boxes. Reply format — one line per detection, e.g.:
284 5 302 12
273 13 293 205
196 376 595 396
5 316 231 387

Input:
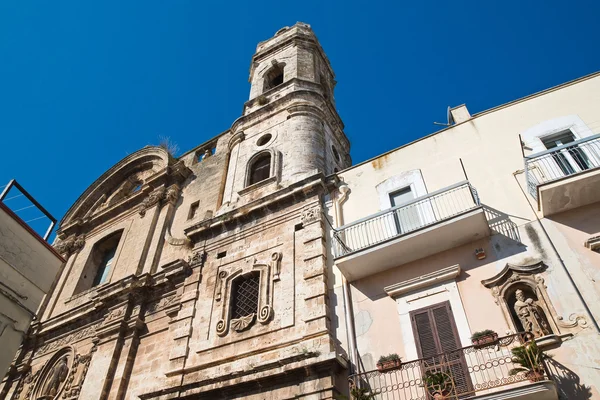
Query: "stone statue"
41 356 69 398
513 289 551 338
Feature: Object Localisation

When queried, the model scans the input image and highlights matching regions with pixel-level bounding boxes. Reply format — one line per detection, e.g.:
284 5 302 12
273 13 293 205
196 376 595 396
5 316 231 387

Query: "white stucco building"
327 72 600 400
0 181 65 378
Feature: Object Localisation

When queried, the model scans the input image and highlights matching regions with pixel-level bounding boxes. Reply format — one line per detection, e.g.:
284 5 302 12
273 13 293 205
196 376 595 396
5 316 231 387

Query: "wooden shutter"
410 301 472 395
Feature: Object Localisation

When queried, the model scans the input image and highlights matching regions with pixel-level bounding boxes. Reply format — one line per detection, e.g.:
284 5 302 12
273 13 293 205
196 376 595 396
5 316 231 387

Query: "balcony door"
389 187 420 234
541 131 591 176
410 301 472 396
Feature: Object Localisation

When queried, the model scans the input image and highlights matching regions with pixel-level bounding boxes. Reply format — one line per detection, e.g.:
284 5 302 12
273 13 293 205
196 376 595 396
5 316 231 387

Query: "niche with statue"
481 261 587 346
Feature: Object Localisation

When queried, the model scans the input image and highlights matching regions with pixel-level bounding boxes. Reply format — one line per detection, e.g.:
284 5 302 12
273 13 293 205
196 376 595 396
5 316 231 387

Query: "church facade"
1 23 350 400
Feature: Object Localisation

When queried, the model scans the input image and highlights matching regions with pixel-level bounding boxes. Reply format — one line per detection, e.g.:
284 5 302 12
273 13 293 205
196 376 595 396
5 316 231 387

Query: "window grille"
231 273 260 319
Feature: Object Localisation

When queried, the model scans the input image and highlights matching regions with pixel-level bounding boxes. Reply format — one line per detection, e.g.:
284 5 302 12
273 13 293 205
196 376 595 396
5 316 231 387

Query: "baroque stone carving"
230 314 255 332
36 323 101 357
215 251 281 336
145 294 181 316
139 187 166 217
557 314 588 329
40 356 69 397
300 206 320 225
139 184 181 217
30 347 74 400
481 261 580 338
513 289 552 338
188 250 206 267
53 235 85 257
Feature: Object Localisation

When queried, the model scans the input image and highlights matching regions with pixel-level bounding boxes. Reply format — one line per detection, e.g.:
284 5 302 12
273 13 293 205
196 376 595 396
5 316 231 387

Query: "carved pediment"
58 147 191 235
481 260 546 289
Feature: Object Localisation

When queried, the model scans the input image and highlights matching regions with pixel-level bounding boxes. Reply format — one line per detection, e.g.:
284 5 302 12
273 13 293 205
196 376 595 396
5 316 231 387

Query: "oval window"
257 133 272 146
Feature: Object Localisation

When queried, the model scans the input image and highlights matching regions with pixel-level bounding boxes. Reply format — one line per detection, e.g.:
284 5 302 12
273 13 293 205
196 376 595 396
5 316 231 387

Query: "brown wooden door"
410 301 472 396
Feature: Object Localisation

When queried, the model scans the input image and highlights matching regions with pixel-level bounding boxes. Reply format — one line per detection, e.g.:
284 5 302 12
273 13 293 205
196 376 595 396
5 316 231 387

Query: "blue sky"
1 0 598 235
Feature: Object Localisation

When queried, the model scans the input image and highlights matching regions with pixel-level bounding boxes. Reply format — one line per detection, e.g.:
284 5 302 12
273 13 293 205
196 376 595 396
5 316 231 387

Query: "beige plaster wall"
328 73 600 397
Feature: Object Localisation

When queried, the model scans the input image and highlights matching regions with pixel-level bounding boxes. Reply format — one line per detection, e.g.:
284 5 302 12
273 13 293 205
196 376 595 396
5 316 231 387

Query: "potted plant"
422 371 453 400
509 340 546 382
376 353 402 371
471 329 499 347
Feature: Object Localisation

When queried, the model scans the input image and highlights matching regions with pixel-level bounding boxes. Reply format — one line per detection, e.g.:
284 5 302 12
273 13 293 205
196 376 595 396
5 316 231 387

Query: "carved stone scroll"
214 251 281 336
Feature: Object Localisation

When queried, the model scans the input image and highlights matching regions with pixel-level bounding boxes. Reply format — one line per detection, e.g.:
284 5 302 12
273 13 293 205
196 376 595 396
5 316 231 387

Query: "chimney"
449 104 471 124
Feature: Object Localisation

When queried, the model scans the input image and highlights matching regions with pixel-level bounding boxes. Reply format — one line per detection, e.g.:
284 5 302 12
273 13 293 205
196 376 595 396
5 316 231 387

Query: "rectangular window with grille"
231 273 260 319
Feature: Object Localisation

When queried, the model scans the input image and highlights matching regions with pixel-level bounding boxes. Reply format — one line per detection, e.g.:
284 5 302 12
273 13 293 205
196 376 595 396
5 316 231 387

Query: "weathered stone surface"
1 22 348 400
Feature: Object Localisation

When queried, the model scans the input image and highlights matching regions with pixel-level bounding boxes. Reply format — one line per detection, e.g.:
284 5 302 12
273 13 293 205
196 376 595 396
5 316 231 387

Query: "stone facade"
1 23 350 400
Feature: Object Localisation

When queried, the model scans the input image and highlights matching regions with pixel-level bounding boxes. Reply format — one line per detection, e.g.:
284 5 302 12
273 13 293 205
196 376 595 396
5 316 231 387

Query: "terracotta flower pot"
432 390 450 400
472 333 499 348
376 359 402 372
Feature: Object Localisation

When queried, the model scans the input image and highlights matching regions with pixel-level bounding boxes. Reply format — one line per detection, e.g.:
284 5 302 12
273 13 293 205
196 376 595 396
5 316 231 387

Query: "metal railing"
0 179 56 241
349 333 549 400
333 181 480 258
525 134 600 200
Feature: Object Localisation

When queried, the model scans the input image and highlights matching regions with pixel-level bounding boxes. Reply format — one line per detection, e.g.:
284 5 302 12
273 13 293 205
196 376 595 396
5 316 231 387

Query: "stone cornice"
184 173 338 241
232 78 347 148
384 265 462 298
35 261 190 339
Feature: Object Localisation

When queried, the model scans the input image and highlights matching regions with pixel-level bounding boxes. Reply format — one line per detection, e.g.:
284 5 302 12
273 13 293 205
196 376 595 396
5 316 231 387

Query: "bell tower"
220 22 350 210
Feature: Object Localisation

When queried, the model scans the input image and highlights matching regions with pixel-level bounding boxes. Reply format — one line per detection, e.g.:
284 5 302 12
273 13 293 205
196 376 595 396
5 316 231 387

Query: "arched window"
263 64 284 92
248 153 271 186
75 230 122 294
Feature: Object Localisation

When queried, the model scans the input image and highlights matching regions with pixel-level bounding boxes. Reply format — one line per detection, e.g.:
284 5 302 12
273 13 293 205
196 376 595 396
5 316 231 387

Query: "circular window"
257 133 272 146
332 145 341 162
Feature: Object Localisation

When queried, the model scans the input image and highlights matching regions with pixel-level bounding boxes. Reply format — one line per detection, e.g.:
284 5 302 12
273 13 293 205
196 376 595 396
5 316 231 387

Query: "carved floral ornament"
215 252 282 336
300 206 321 225
139 184 180 217
53 235 85 257
481 261 588 340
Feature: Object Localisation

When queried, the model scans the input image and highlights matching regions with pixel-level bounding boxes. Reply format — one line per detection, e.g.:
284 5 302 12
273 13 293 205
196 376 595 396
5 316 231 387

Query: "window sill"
238 176 278 196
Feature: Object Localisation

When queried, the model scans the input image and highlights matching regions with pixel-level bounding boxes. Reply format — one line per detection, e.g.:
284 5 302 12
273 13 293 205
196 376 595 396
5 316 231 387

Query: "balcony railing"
333 181 480 258
349 333 550 400
525 134 600 200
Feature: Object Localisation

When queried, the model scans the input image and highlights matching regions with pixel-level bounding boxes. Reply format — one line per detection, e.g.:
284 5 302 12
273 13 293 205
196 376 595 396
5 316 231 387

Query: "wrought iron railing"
525 134 600 200
333 181 480 258
348 333 549 400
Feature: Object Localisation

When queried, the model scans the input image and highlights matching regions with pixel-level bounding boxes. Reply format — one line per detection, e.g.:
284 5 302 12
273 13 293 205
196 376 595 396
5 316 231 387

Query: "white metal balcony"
333 181 490 281
525 134 600 216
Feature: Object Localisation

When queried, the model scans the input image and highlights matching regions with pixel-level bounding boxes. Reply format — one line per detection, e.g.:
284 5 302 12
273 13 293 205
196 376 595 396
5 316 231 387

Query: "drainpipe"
334 184 359 372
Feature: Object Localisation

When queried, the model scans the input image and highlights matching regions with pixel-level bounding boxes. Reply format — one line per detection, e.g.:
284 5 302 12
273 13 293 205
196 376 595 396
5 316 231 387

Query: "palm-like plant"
509 340 545 381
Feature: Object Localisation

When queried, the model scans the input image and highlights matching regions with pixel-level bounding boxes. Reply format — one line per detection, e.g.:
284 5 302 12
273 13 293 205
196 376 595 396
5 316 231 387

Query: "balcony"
333 181 490 281
349 333 558 400
525 134 600 216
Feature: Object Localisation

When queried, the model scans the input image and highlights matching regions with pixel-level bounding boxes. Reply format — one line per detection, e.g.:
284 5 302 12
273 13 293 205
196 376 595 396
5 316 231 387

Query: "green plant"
509 340 544 377
377 353 401 365
471 329 498 340
256 95 268 105
422 371 452 387
336 387 374 400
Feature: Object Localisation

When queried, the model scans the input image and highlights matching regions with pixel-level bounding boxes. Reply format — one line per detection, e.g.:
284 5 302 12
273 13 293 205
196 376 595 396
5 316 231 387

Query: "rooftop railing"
332 181 480 258
0 179 56 241
525 134 600 200
349 333 550 400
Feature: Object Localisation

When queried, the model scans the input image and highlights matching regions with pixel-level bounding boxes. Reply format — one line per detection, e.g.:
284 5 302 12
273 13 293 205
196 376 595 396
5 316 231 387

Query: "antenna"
447 106 455 125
